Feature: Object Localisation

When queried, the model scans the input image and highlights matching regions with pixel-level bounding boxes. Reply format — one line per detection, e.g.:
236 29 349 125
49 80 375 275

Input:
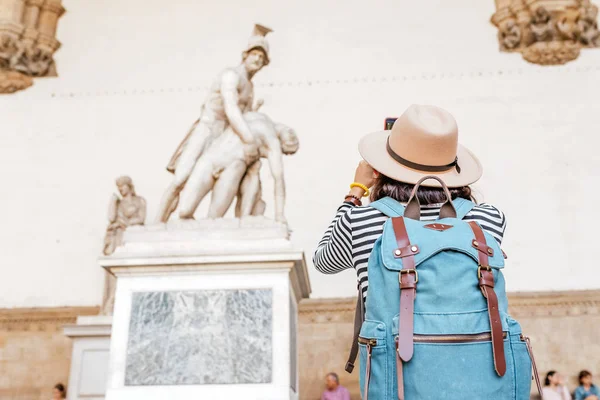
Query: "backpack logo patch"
423 223 453 232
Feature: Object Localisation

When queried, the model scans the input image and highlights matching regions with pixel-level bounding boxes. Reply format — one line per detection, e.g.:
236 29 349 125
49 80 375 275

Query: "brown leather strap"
393 244 420 258
363 344 372 400
469 221 489 266
524 336 544 399
345 288 364 373
472 238 495 257
396 338 405 400
392 217 416 364
469 221 506 377
404 175 457 221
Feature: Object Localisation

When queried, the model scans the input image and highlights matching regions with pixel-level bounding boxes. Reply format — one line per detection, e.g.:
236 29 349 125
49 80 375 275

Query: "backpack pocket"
401 333 516 399
392 314 517 399
358 320 388 400
507 317 533 399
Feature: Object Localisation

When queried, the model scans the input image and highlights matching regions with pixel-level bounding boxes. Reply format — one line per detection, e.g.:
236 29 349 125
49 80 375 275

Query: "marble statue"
177 112 299 224
155 24 273 223
103 176 147 255
101 176 146 315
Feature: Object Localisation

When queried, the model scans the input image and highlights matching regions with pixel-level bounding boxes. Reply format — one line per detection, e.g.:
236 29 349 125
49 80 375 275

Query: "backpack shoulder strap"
452 198 476 220
345 196 403 374
369 197 405 217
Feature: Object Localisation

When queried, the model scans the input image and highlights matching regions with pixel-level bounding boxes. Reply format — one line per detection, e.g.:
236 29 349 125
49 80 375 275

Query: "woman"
543 371 572 400
575 370 600 400
314 104 506 302
52 383 66 399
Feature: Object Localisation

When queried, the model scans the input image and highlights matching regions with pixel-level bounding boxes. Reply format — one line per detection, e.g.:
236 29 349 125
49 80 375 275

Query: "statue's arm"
265 138 286 221
221 70 254 144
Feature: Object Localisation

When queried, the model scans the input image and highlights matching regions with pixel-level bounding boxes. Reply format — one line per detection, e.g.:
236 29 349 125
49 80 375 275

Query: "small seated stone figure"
103 176 146 256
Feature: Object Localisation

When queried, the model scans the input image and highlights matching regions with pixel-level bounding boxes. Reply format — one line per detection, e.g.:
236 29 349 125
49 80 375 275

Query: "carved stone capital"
491 0 600 64
0 0 64 93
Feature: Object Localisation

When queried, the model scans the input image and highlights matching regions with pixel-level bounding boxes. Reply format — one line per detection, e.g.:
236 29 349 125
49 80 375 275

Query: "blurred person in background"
543 370 572 400
575 370 599 400
321 372 350 400
52 383 66 400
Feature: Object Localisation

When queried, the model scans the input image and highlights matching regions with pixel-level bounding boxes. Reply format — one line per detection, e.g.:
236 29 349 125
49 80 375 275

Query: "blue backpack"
344 177 543 400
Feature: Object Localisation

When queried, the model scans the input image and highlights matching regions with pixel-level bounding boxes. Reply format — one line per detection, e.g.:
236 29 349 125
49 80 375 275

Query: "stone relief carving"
101 176 146 315
155 24 298 225
491 0 600 65
0 0 65 93
498 19 522 50
125 289 273 385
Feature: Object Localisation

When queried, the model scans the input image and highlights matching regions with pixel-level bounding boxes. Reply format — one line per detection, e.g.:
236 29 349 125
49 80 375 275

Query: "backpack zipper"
359 332 507 346
358 337 378 346
413 331 507 344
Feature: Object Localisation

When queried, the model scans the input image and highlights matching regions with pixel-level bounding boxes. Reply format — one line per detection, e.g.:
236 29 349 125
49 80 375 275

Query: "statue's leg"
208 161 248 218
155 122 212 223
251 176 266 216
103 230 116 255
236 161 262 218
178 160 216 219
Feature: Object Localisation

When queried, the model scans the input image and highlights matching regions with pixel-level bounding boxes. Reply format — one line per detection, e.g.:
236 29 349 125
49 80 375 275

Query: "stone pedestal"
63 316 113 400
99 218 311 400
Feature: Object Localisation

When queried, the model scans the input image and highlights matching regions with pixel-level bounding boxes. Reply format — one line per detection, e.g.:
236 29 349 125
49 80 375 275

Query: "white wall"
1 0 599 308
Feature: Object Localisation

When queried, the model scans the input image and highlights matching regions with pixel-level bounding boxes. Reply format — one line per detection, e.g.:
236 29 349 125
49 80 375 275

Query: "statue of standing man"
155 24 273 223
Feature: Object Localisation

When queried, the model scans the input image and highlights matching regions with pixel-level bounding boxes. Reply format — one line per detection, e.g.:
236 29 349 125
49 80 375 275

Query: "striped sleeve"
463 203 507 245
313 202 355 274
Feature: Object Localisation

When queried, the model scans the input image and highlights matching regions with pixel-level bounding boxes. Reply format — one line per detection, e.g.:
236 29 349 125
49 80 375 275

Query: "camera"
384 117 397 130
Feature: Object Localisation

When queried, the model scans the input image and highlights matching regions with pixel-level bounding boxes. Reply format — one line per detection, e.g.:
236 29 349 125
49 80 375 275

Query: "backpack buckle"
477 265 492 279
399 269 418 284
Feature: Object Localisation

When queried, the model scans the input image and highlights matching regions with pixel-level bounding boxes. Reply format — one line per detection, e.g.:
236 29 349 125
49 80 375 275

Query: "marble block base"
63 316 113 400
99 223 310 400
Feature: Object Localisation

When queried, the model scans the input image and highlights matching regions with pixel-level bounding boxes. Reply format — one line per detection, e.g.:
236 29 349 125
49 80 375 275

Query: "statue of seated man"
177 112 299 222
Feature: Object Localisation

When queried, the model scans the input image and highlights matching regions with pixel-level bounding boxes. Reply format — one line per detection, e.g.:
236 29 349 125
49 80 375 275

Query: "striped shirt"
313 201 507 300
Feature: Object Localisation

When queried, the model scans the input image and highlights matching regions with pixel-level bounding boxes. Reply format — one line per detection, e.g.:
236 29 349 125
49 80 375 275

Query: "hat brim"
358 130 483 188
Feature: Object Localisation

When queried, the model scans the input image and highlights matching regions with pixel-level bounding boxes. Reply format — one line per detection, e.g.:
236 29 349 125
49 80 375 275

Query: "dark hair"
545 371 556 386
54 383 66 398
579 370 592 384
370 174 474 204
326 372 339 384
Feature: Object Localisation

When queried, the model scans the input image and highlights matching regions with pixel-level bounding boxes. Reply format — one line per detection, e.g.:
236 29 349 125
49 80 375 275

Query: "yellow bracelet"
350 182 370 197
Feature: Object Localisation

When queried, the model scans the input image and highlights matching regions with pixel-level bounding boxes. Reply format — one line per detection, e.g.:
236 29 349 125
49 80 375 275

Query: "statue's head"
242 24 272 70
116 175 135 196
275 124 299 155
242 48 268 74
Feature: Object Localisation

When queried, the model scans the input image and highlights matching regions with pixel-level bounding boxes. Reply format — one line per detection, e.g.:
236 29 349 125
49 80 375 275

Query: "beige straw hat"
358 104 483 188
